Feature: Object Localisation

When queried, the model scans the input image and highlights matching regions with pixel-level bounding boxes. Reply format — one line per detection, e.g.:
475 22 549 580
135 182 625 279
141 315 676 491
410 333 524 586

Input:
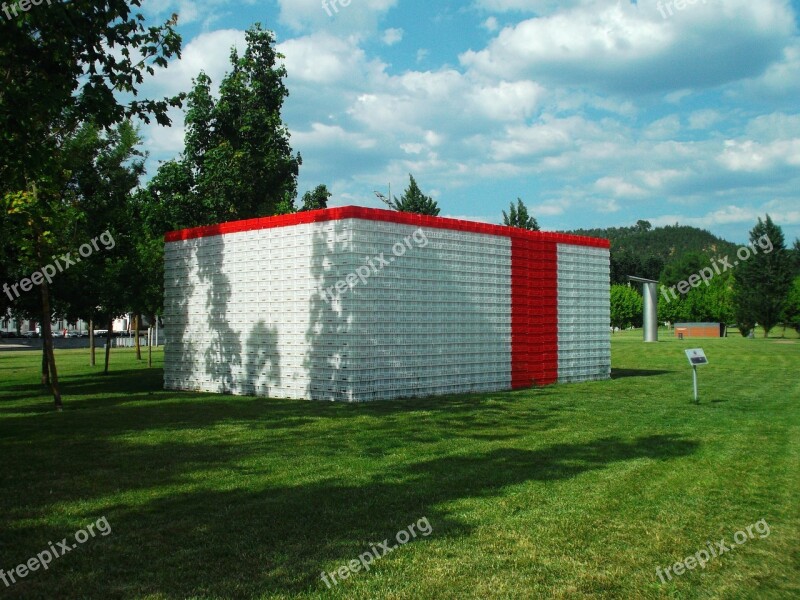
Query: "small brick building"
675 323 724 339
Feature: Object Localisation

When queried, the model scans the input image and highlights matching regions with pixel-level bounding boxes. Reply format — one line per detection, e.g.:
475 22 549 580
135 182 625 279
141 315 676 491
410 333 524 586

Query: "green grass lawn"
0 331 798 599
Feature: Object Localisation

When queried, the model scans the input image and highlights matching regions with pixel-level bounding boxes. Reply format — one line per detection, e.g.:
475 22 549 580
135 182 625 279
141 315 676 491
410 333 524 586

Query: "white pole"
643 282 659 342
155 319 159 347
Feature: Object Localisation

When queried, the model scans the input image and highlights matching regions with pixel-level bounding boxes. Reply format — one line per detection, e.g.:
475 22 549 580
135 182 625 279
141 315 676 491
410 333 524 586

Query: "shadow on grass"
0 367 166 406
0 431 699 599
611 368 674 379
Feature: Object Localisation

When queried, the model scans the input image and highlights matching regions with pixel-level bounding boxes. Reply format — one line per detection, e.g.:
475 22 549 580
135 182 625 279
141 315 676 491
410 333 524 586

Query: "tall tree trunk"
104 315 113 375
32 191 62 410
89 318 96 367
39 281 62 410
148 322 153 368
41 343 50 386
134 314 142 360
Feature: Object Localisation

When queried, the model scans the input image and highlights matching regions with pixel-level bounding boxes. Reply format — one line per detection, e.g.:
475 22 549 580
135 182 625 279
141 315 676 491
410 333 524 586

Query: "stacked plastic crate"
163 207 610 401
557 244 611 383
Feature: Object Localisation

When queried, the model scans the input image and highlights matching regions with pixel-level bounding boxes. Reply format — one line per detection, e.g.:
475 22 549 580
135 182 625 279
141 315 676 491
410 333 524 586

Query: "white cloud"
482 17 500 32
644 115 681 139
280 33 380 85
461 0 793 94
688 110 722 131
149 29 247 97
718 139 800 172
595 176 646 198
382 28 404 46
648 202 800 230
291 123 377 150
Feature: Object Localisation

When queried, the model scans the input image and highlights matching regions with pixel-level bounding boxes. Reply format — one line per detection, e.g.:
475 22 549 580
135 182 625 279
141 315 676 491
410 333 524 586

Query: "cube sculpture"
163 207 610 402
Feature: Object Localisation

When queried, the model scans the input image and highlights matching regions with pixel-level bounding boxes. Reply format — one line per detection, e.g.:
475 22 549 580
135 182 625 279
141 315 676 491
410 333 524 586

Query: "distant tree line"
609 216 800 337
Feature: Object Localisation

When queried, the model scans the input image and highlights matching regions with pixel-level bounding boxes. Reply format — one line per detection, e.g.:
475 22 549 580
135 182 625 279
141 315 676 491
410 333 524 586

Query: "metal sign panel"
685 348 708 366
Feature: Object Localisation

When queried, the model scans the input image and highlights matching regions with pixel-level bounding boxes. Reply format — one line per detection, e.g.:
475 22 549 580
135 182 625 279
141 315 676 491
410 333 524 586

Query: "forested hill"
564 221 740 284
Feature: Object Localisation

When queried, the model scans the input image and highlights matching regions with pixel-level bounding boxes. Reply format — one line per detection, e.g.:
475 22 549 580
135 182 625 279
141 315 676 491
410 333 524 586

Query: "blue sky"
137 0 800 244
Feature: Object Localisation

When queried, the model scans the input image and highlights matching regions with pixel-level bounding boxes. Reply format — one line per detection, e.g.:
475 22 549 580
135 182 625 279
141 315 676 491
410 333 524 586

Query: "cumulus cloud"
382 28 404 46
134 0 800 241
460 0 794 94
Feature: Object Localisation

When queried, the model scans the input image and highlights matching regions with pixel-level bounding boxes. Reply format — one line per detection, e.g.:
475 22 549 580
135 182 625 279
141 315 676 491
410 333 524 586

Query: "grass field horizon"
1 330 798 599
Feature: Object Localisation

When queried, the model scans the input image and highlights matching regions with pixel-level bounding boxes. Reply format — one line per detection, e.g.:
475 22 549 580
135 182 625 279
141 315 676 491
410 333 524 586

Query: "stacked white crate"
164 218 514 401
556 244 611 383
341 221 512 401
164 213 610 401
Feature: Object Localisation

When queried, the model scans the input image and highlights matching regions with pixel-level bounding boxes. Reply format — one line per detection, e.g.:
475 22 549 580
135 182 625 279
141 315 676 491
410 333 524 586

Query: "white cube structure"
164 207 610 401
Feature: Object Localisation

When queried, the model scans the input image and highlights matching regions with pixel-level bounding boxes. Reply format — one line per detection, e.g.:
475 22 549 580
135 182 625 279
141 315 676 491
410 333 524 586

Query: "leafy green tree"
2 185 79 407
570 223 738 286
503 198 540 231
1 3 183 409
657 251 734 324
139 160 198 231
610 249 664 285
50 121 145 372
157 25 301 227
384 175 440 216
734 215 793 338
791 239 800 275
781 276 800 335
610 284 643 332
300 185 332 212
273 196 297 215
0 2 183 193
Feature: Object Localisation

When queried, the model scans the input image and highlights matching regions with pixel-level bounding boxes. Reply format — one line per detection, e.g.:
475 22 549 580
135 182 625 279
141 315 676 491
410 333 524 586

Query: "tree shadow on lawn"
0 378 568 437
0 388 566 517
0 367 167 406
1 434 699 599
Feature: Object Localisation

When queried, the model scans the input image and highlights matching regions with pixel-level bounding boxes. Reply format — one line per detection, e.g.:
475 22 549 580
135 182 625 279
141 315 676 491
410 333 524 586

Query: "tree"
781 276 800 335
1 3 183 410
71 122 146 372
502 198 540 231
155 25 301 227
383 175 440 216
0 2 183 193
2 185 79 408
792 239 800 275
300 185 332 212
610 284 643 332
733 216 793 338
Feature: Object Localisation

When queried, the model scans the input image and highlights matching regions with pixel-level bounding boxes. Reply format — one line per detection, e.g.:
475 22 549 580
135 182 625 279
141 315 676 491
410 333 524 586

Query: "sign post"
684 348 708 403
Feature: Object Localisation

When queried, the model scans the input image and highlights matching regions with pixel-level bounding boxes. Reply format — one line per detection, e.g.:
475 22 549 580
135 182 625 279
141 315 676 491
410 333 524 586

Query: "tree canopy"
733 215 793 337
502 198 540 231
610 284 643 331
0 1 183 192
143 24 301 231
383 175 440 216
